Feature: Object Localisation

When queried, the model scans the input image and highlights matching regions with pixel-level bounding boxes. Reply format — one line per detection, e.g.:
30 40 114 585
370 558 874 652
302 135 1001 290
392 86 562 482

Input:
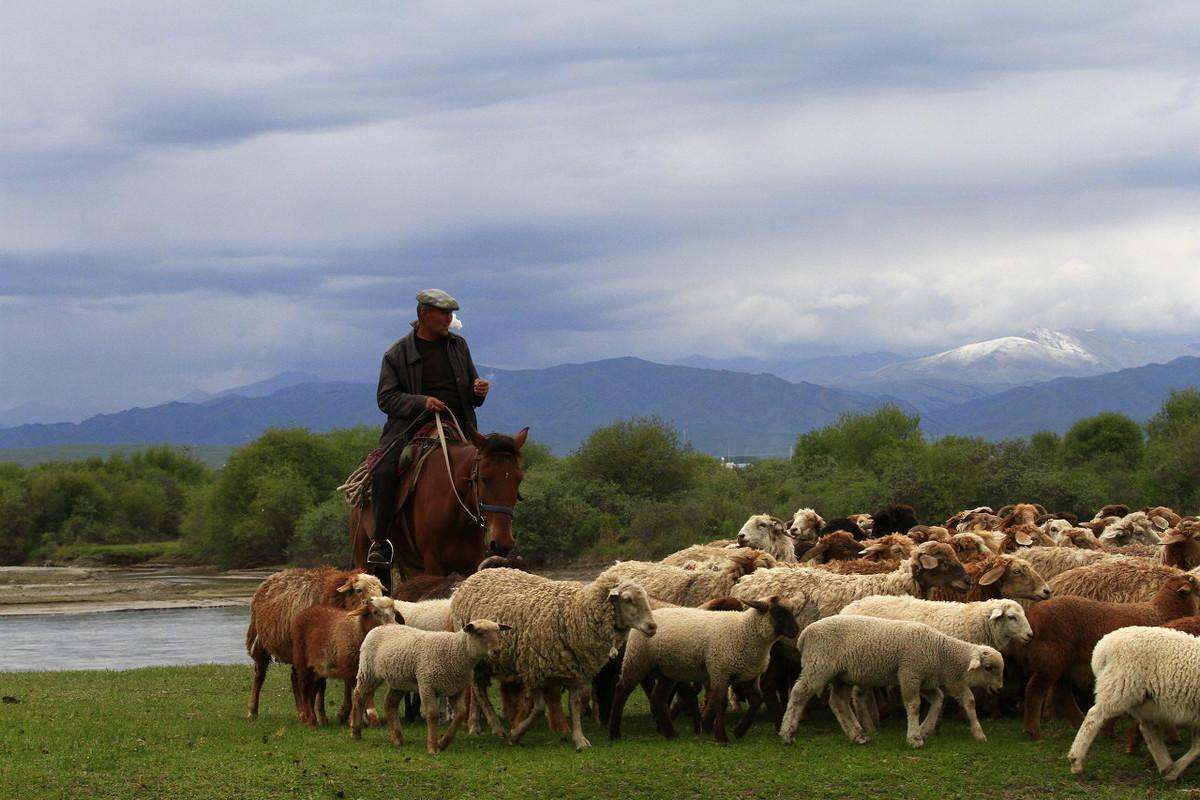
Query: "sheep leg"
1052 679 1086 728
918 688 946 740
384 687 405 746
293 667 317 729
337 679 354 724
899 677 925 748
780 676 824 744
1023 672 1054 740
952 686 986 741
1163 730 1200 782
1125 720 1144 753
568 685 592 751
1138 721 1177 776
828 684 868 744
732 679 762 739
507 689 546 745
545 685 571 734
349 675 379 739
760 649 791 731
435 691 469 753
314 677 329 726
421 687 442 754
675 683 703 734
1068 705 1111 774
649 678 680 739
850 687 880 736
704 678 731 744
247 645 270 719
607 678 636 740
472 682 507 738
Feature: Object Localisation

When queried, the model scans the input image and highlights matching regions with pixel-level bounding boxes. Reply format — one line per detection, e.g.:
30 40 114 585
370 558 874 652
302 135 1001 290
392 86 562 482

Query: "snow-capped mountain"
831 328 1200 412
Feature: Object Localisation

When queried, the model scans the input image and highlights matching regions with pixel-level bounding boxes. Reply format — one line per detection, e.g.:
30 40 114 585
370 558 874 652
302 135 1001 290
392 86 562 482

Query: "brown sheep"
949 532 993 564
291 597 400 728
245 567 384 720
391 555 529 601
928 554 1051 603
1022 573 1200 739
1048 559 1194 604
798 531 865 564
999 503 1044 529
906 525 952 544
1162 519 1200 571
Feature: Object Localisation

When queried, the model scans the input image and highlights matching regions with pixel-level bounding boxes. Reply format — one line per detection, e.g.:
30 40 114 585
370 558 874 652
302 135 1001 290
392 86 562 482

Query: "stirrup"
366 539 393 566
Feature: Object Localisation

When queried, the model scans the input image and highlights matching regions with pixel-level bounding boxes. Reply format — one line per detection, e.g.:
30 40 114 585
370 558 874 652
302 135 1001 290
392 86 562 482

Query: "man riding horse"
368 288 489 565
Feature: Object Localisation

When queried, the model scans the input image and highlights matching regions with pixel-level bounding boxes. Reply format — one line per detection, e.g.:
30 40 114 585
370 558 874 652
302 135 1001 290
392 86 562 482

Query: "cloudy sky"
3 2 1200 417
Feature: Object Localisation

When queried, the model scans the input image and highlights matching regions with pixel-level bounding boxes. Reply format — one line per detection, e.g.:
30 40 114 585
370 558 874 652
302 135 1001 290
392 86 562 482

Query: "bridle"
434 411 517 531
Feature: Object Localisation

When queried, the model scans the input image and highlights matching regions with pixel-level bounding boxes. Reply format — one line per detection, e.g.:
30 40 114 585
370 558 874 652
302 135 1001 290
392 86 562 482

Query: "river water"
0 605 251 672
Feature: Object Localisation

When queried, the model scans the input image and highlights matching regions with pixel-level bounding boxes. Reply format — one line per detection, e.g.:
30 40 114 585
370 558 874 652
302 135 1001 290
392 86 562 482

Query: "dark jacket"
376 327 484 447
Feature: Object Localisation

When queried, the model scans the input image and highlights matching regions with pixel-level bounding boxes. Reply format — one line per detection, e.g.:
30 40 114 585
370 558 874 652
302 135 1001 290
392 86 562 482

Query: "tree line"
2 389 1199 568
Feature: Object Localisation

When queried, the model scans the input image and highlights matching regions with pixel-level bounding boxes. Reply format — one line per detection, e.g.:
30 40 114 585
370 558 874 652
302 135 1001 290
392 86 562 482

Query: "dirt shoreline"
0 563 604 616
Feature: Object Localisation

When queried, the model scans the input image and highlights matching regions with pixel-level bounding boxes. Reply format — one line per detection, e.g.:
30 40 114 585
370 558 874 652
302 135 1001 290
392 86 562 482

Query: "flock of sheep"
243 500 1200 781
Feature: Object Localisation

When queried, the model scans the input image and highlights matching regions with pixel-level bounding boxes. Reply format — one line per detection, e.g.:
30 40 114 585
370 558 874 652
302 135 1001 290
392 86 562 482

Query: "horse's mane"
480 432 522 460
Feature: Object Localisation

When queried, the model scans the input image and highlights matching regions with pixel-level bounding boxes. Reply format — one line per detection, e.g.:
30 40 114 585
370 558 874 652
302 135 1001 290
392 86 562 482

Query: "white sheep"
1100 511 1165 547
779 615 1004 747
1068 626 1200 781
787 507 826 545
605 552 769 607
392 599 451 632
732 514 797 562
732 541 970 627
350 619 511 753
447 566 657 751
607 596 800 743
839 596 1032 741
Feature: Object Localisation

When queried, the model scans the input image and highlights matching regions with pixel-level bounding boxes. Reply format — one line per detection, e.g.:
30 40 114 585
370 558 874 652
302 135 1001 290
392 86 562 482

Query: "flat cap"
416 288 459 310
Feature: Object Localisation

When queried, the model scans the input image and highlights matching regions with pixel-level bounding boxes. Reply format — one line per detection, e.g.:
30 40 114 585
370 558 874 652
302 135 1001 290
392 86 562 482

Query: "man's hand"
473 379 489 399
424 395 448 412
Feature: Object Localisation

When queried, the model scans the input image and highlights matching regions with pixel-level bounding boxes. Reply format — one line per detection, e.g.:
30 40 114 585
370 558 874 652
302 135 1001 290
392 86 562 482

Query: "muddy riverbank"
0 566 268 615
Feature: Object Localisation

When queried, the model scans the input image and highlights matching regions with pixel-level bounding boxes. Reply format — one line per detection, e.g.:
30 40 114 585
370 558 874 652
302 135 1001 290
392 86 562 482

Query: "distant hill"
0 358 906 458
178 370 321 404
674 352 905 384
922 356 1200 439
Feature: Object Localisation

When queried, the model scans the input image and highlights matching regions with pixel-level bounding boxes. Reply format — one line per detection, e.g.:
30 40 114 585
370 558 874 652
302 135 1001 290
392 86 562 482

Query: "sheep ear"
989 607 1004 620
1153 516 1170 531
918 554 939 570
968 654 982 670
860 543 885 557
979 565 1007 586
463 622 476 633
336 579 354 594
744 600 769 613
1014 531 1033 546
498 623 513 631
800 541 829 562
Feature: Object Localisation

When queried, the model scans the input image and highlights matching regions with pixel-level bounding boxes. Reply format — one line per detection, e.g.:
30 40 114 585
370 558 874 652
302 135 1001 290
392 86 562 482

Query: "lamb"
392 599 451 632
1068 626 1200 781
778 615 1004 747
1047 559 1192 604
1021 573 1200 739
608 596 800 743
660 544 777 572
291 596 400 728
733 541 970 625
245 567 384 720
928 554 1051 603
447 566 657 750
608 553 768 607
811 533 917 574
350 619 511 753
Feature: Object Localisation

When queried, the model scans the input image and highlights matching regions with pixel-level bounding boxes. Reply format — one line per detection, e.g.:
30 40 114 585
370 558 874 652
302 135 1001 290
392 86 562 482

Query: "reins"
433 410 516 529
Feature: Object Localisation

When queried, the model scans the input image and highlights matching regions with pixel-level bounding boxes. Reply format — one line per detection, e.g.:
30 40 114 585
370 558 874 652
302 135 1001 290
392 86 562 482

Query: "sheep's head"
986 600 1033 647
966 647 1005 692
849 513 874 535
907 525 951 544
1093 503 1132 521
800 531 864 564
609 582 657 637
1161 519 1200 570
1100 512 1163 547
744 595 800 640
861 533 916 563
1159 573 1200 616
337 573 386 606
787 508 825 544
950 532 991 562
1040 518 1074 540
1001 503 1041 529
353 596 401 627
1144 506 1182 532
1061 527 1102 550
1002 523 1054 551
736 514 790 559
977 556 1051 601
911 542 970 595
462 619 512 660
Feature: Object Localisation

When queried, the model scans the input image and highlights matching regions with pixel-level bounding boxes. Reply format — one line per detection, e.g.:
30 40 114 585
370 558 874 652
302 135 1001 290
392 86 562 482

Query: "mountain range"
2 329 1198 458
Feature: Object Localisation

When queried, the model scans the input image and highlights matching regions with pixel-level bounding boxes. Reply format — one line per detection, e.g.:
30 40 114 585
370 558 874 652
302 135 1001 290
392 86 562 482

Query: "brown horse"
351 427 529 586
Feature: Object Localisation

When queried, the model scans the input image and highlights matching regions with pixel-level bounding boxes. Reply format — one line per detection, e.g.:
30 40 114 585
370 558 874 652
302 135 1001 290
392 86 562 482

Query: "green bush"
290 495 353 567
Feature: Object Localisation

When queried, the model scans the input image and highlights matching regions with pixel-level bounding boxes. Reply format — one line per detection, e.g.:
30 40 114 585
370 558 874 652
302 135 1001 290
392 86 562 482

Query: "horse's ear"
514 427 529 449
471 430 488 448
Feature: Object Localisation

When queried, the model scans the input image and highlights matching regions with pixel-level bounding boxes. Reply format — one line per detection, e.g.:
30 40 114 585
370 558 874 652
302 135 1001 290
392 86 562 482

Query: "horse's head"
471 427 529 557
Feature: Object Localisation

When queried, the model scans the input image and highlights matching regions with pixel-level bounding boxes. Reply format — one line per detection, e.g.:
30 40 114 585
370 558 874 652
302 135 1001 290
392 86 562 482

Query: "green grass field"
0 666 1191 800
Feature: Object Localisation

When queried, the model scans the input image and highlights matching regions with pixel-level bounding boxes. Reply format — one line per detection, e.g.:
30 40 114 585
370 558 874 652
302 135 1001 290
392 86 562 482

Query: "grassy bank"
0 665 1189 799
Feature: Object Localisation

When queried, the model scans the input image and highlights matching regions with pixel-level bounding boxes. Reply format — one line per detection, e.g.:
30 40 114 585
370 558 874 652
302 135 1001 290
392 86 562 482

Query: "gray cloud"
2 2 1200 414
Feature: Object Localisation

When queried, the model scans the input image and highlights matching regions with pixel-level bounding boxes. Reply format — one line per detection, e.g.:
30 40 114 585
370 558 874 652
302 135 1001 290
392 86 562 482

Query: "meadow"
0 665 1189 800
